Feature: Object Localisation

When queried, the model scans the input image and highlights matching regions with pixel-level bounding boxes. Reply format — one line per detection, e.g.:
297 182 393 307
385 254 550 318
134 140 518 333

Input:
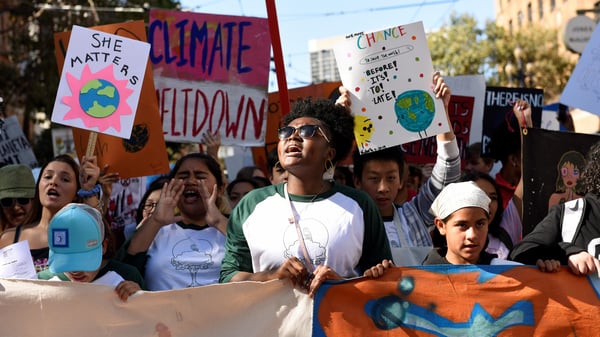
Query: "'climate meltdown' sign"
149 9 271 145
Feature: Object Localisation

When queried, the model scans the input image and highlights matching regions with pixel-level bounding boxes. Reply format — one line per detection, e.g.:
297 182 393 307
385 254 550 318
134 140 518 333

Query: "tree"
0 0 180 164
427 13 575 103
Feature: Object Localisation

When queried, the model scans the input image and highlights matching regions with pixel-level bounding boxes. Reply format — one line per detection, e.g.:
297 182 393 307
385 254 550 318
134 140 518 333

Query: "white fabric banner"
0 278 311 337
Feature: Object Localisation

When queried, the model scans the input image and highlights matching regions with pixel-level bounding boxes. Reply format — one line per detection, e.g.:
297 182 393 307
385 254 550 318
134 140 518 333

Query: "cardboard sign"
334 21 450 154
149 9 271 145
54 21 170 179
0 116 38 167
52 25 149 139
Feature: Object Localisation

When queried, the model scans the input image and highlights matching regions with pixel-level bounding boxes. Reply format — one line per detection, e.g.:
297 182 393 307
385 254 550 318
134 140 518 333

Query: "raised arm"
127 179 184 254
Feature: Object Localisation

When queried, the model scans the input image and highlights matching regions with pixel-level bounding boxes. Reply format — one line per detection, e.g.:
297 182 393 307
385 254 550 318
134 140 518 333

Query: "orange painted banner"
314 265 600 336
53 21 170 179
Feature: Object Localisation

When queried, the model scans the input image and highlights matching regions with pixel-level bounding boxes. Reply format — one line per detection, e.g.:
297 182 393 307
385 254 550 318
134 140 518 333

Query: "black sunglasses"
0 198 31 208
277 125 330 143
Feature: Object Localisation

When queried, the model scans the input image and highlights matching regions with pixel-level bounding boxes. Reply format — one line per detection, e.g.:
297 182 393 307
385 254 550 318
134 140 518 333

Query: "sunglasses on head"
277 125 330 143
0 198 31 208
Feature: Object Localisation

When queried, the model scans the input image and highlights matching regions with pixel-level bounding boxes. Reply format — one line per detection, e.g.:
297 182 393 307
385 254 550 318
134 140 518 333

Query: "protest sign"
334 22 450 154
561 20 600 116
444 74 486 144
0 116 38 167
522 127 600 235
149 9 271 146
52 25 149 139
51 127 76 158
2 265 600 336
481 86 543 157
54 21 170 179
401 95 474 166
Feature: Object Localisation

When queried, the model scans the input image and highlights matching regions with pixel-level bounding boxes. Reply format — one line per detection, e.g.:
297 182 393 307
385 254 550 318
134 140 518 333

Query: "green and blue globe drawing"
394 90 435 133
79 79 120 118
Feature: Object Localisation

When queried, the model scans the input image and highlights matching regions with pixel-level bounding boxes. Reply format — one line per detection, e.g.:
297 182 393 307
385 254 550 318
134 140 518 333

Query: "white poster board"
51 25 150 139
445 75 486 144
334 21 450 154
560 20 600 116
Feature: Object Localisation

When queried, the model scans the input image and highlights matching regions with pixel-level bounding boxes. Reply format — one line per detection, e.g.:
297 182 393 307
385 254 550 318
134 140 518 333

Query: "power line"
281 0 459 20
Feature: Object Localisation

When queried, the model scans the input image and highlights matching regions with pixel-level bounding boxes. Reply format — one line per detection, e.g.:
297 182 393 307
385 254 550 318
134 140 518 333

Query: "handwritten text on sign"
334 22 449 154
51 25 149 139
149 10 270 145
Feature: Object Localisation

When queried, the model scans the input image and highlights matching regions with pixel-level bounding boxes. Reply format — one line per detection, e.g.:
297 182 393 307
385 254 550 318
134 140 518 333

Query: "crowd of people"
1 73 599 303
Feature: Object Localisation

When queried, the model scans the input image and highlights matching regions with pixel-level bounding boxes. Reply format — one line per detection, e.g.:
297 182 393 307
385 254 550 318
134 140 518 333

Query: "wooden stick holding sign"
85 131 98 157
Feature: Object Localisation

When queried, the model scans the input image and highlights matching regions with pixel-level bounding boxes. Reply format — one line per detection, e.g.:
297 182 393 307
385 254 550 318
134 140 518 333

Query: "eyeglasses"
277 125 330 143
0 198 31 208
143 201 158 211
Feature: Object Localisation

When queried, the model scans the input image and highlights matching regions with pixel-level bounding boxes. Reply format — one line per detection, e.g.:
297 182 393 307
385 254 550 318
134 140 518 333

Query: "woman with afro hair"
220 97 393 296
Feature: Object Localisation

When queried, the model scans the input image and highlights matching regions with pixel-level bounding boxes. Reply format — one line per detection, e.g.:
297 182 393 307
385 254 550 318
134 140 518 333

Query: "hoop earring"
325 159 334 173
275 161 284 170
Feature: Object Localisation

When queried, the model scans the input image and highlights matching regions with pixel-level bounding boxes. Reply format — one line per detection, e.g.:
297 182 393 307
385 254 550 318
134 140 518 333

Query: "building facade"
495 0 599 52
308 36 343 84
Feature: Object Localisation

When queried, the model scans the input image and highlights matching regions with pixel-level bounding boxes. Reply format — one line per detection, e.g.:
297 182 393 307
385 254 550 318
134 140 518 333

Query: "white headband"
430 181 491 219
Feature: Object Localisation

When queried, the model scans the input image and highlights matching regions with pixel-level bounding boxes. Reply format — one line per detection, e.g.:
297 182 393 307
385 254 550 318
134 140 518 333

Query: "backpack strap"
561 198 585 243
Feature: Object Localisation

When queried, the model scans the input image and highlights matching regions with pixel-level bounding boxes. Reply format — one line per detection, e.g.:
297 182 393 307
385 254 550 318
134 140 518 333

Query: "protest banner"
522 127 600 235
1 265 599 336
149 9 271 146
333 22 450 154
561 20 600 116
481 86 543 157
54 21 170 179
0 115 38 167
401 95 474 167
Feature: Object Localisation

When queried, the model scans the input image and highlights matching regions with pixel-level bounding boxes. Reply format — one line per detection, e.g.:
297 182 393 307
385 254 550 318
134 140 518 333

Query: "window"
518 11 524 27
527 3 533 23
539 0 543 19
550 0 555 11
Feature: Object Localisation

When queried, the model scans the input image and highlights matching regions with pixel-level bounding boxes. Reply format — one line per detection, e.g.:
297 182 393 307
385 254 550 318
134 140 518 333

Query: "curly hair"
582 140 600 195
282 98 355 164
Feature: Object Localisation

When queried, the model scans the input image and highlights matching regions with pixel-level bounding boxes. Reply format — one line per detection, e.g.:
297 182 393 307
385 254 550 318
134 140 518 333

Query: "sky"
178 0 496 91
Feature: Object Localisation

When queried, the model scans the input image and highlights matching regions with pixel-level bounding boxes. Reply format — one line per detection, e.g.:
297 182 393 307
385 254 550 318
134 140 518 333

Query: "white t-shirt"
145 223 226 291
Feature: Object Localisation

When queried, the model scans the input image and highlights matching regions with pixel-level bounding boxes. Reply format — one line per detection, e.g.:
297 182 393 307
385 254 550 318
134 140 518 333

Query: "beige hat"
0 164 35 200
430 181 491 219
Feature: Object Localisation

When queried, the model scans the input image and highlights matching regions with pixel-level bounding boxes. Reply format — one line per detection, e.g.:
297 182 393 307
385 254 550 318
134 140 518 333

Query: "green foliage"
427 13 576 103
0 0 179 161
